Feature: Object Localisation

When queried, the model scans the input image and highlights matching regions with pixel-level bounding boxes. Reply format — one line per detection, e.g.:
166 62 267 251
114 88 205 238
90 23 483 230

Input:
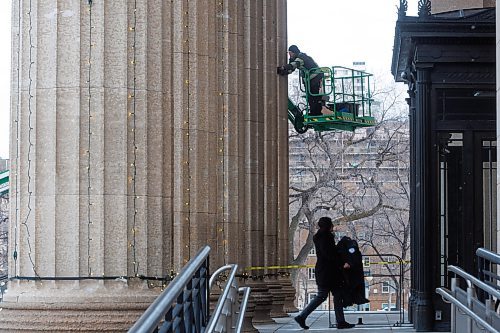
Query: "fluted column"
3 0 288 331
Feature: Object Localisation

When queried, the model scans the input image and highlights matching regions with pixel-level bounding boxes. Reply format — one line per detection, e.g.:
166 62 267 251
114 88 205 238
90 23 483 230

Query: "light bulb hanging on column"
12 0 22 277
129 0 139 277
183 3 192 260
20 0 38 278
86 0 94 277
217 0 229 264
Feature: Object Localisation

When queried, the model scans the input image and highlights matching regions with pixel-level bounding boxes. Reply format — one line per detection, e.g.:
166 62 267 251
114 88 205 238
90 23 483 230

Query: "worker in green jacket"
277 45 323 116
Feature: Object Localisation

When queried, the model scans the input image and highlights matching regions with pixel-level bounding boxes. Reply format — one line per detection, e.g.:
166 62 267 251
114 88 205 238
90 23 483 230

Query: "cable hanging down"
86 0 94 278
12 0 22 277
129 0 139 277
21 0 38 278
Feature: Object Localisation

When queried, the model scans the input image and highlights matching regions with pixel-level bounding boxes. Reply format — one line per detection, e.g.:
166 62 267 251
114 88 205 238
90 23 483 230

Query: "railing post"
466 285 475 333
229 283 238 330
450 278 456 333
485 299 492 327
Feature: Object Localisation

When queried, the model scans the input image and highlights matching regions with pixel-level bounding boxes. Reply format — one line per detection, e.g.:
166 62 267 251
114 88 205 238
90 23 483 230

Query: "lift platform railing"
288 66 376 133
0 170 8 196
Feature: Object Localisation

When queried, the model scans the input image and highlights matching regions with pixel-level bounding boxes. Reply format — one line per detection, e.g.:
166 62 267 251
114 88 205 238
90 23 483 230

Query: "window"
308 268 315 280
382 281 391 294
309 247 316 256
381 303 396 311
363 257 370 267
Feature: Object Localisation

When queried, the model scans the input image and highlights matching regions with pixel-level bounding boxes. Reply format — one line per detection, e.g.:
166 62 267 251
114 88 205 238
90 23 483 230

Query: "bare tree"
288 77 410 308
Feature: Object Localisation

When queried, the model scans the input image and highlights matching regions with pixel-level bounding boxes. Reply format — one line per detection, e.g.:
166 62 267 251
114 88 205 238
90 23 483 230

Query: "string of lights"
12 0 22 276
218 0 228 265
10 271 177 282
236 271 291 280
184 2 191 263
21 0 38 277
86 0 94 278
129 0 139 276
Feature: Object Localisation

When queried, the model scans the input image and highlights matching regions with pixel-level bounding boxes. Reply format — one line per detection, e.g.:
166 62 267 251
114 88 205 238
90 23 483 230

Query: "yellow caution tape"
370 260 411 265
244 264 314 271
244 260 411 271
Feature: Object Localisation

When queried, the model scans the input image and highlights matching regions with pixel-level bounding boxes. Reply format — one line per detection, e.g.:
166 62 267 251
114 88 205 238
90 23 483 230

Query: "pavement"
254 311 435 333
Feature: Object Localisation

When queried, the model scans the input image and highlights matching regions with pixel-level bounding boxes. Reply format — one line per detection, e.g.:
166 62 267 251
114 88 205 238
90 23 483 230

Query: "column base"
241 299 258 333
244 280 274 325
407 292 416 324
414 293 434 331
266 279 287 318
279 276 298 313
0 279 159 332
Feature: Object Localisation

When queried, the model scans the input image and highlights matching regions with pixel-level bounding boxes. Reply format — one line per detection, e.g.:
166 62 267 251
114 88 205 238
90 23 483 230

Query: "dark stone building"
392 1 496 331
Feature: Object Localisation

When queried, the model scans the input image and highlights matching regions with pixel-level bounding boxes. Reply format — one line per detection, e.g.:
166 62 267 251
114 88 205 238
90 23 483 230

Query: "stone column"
241 0 274 326
276 0 297 315
3 1 166 330
3 0 288 331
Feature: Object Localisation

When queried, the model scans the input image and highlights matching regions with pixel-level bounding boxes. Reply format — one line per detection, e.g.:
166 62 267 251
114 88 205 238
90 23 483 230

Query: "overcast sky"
0 0 418 159
287 0 417 73
0 0 11 159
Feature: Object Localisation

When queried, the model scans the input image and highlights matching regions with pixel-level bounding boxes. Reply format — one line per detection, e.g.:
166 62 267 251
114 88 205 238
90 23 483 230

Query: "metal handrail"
476 248 500 264
206 264 238 333
362 253 406 326
448 265 500 300
476 248 500 304
235 287 251 333
436 288 498 333
129 246 210 333
209 264 236 290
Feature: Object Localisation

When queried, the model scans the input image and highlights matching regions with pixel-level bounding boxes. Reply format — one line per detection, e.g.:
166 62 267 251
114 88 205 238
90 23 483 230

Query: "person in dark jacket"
294 217 355 330
277 45 323 116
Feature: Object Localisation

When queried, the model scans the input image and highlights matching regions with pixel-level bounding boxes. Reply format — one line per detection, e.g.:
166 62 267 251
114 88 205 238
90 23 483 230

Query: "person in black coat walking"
294 217 355 329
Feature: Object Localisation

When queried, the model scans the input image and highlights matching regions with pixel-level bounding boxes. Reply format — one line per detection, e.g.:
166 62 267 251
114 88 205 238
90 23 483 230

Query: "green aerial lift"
288 66 376 133
0 170 8 196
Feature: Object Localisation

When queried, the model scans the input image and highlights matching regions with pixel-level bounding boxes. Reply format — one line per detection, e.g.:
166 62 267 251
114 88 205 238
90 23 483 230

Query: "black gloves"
277 66 288 76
